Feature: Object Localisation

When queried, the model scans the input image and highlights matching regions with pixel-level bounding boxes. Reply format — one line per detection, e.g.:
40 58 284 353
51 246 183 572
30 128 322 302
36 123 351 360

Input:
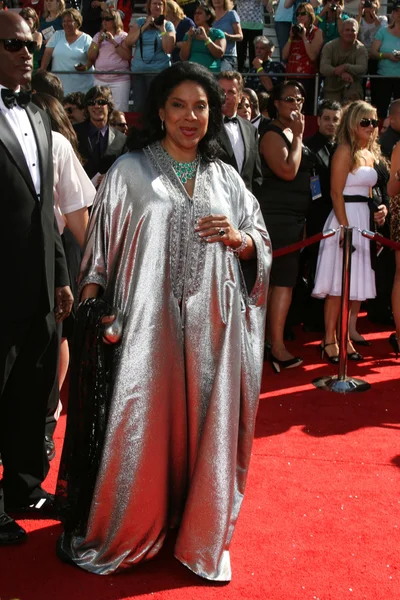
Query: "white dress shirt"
224 114 245 174
0 84 40 196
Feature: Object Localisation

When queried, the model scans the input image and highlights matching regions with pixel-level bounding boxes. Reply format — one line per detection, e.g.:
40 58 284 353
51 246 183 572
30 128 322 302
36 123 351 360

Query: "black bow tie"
224 116 238 124
1 88 31 110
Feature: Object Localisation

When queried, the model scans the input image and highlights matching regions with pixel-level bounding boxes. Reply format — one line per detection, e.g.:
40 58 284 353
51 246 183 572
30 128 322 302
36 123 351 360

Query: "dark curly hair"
127 62 224 162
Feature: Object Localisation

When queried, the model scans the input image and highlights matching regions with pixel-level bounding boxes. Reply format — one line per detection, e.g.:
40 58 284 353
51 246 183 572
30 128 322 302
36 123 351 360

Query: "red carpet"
1 314 400 600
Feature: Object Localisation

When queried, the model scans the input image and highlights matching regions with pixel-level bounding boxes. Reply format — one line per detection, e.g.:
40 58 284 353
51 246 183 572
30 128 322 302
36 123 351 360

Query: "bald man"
0 12 72 545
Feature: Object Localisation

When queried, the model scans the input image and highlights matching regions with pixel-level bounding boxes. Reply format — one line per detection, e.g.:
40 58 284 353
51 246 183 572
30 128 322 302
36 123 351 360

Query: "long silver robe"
59 141 271 581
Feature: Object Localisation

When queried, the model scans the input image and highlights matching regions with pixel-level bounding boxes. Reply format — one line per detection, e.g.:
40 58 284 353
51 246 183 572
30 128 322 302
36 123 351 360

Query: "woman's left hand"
374 204 388 227
195 215 242 248
104 31 114 42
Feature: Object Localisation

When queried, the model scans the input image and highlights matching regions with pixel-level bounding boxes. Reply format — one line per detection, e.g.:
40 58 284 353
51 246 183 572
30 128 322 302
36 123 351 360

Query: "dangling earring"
161 119 164 131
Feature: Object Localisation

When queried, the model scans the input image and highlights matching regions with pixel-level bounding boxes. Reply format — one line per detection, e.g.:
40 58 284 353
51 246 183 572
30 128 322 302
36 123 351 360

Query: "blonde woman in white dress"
313 100 384 363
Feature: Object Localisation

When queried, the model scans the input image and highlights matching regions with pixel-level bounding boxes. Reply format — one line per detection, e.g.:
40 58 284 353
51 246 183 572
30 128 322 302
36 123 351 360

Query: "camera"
194 27 202 35
363 0 372 7
154 14 165 25
393 49 400 56
330 3 338 10
292 24 302 37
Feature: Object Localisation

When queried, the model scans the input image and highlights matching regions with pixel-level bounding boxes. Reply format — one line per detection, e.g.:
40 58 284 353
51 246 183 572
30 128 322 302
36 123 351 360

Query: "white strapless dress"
312 166 377 301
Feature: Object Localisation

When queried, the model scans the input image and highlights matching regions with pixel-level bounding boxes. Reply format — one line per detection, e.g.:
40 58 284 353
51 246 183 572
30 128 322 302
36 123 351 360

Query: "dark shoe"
270 354 303 374
347 351 364 361
0 512 27 545
350 338 371 347
320 341 339 364
389 333 400 359
45 435 56 461
6 492 60 520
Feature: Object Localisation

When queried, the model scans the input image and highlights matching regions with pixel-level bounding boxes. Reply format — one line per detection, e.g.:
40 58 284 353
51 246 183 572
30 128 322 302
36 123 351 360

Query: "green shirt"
184 28 225 72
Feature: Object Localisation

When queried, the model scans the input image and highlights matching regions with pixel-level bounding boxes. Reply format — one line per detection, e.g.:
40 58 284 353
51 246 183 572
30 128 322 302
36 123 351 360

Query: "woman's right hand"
143 15 154 30
188 26 195 39
290 111 305 136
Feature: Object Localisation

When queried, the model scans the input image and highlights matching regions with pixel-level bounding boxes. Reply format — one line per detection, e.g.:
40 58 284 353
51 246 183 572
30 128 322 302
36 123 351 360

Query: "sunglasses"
114 122 127 128
281 95 304 104
0 38 37 53
102 16 114 21
296 11 307 15
87 99 108 107
360 118 379 128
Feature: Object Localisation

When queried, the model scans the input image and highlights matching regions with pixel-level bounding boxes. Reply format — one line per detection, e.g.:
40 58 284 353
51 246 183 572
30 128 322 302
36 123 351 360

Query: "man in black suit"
0 12 73 544
302 99 342 331
216 71 262 193
379 99 400 161
74 85 127 187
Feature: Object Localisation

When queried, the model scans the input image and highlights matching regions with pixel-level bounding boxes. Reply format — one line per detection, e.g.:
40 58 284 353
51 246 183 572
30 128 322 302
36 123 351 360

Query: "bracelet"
316 15 323 22
92 43 98 50
204 38 211 45
288 38 292 44
256 66 263 73
232 230 248 256
160 31 167 36
379 52 383 59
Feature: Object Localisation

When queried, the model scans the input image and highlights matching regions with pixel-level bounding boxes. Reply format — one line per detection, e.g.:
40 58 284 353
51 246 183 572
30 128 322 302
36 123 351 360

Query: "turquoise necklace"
170 155 199 184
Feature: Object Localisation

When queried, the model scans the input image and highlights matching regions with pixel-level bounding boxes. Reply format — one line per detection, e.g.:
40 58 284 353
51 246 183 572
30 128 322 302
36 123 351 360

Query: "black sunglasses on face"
87 99 108 107
102 16 114 21
281 95 304 104
360 117 379 128
0 38 37 53
114 122 127 127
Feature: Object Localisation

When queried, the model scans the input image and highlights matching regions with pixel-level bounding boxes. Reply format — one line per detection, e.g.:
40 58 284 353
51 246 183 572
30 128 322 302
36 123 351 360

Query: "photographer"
357 0 387 109
282 3 323 114
315 0 349 43
123 0 175 112
370 0 400 119
180 4 226 72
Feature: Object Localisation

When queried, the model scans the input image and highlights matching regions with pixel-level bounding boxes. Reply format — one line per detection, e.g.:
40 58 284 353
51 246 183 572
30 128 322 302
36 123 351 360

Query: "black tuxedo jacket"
217 115 263 193
304 131 336 236
75 120 127 180
0 103 69 320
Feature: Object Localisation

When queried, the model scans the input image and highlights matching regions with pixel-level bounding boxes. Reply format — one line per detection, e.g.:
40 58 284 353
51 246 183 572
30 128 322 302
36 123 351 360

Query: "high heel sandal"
320 341 339 364
389 333 400 359
270 354 303 374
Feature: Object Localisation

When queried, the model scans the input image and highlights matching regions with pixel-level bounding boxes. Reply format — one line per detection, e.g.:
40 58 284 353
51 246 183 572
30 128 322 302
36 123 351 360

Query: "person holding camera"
123 0 175 112
356 0 387 109
83 9 131 111
315 0 349 43
282 3 323 114
180 3 226 72
370 0 400 119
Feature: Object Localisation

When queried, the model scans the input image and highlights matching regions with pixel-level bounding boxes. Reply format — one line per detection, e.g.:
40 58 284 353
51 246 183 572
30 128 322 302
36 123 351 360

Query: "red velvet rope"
361 230 400 251
272 229 336 258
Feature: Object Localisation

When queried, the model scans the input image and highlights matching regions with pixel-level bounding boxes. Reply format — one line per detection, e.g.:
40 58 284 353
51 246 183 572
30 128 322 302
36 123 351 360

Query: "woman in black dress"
257 81 313 372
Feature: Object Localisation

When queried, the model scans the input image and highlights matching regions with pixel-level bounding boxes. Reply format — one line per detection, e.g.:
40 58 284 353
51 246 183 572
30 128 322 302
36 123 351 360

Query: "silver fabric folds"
59 142 272 581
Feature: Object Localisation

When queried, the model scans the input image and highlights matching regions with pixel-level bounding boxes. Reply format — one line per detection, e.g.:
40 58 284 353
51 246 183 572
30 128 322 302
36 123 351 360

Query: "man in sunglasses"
109 109 128 134
0 11 73 545
74 84 127 187
320 18 368 103
62 91 86 125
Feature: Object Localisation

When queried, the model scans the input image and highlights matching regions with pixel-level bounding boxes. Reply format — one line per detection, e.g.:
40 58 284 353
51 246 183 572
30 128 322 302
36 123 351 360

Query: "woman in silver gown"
57 61 271 581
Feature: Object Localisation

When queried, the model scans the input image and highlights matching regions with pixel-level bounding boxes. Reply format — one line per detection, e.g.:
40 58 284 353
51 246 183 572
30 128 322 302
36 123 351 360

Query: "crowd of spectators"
0 0 399 116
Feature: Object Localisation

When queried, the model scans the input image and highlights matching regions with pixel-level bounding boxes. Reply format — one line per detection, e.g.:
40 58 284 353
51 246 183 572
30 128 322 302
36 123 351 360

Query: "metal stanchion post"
312 226 371 393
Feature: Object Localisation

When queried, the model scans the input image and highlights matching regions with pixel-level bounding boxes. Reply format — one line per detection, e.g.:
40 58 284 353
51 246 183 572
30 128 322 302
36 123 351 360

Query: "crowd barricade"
272 226 400 394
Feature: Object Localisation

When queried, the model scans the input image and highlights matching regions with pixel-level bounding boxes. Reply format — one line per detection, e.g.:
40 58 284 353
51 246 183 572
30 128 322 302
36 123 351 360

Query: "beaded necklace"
169 155 199 184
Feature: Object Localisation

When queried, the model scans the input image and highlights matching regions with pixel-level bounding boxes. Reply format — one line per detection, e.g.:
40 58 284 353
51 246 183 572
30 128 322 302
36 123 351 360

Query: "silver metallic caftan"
59 141 271 581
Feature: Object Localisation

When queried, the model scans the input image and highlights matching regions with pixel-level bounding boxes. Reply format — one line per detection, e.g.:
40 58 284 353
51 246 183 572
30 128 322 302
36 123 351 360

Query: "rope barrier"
361 229 400 252
272 227 400 259
272 228 336 258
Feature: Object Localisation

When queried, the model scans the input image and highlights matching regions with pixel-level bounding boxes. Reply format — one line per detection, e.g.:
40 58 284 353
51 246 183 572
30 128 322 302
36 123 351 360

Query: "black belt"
343 195 370 203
